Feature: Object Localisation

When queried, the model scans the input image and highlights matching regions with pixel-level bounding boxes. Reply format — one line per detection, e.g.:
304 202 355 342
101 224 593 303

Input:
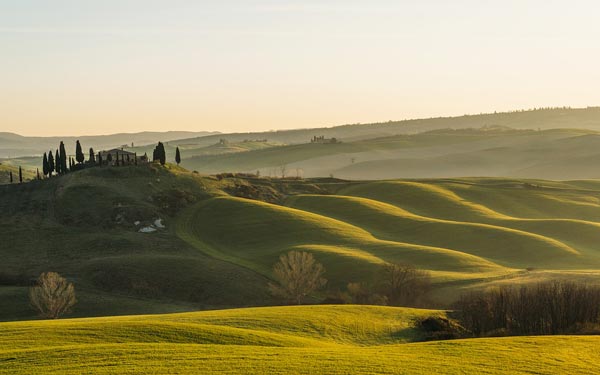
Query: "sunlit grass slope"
0 163 35 184
176 196 507 287
2 305 599 375
339 179 600 264
285 194 579 268
176 175 600 293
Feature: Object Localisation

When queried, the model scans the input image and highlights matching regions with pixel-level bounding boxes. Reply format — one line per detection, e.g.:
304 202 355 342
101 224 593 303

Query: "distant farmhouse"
98 148 148 166
310 136 339 144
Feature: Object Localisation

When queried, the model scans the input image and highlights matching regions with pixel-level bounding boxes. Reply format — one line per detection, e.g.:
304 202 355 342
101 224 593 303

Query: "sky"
1 0 600 136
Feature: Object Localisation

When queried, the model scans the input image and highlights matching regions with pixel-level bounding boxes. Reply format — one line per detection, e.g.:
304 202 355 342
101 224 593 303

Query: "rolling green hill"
4 165 600 321
1 305 598 374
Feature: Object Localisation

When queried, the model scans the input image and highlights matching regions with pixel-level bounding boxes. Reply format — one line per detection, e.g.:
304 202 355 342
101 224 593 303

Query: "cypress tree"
175 147 181 165
107 153 113 163
9 171 13 183
18 166 22 183
134 152 138 165
42 152 49 177
115 152 120 166
98 153 103 166
75 140 84 164
55 149 61 174
48 151 55 177
157 142 166 165
37 168 40 180
55 152 61 174
89 148 95 164
59 142 67 173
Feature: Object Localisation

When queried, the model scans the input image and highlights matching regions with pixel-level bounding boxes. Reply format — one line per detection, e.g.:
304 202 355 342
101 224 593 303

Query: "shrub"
417 316 466 341
29 272 77 319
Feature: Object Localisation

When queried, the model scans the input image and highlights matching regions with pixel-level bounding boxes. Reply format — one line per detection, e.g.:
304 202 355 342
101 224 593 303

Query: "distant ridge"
0 131 219 158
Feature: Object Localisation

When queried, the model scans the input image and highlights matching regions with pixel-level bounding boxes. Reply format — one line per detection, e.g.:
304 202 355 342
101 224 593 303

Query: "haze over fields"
5 107 600 181
5 1 600 373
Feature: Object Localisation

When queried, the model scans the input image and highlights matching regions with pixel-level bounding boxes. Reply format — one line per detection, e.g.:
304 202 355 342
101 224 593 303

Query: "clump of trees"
29 272 77 319
339 263 432 307
269 251 327 304
453 280 600 336
39 139 150 178
153 142 166 165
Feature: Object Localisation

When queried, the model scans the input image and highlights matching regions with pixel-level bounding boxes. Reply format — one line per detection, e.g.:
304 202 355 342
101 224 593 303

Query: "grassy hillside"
0 163 36 184
0 165 276 321
1 305 599 374
4 165 600 320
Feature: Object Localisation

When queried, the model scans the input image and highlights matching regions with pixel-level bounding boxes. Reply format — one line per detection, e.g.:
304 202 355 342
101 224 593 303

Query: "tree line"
268 251 431 307
42 140 88 178
38 140 183 179
453 280 600 336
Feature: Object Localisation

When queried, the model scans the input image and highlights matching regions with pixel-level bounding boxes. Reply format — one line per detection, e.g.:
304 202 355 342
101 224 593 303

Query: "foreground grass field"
1 305 598 374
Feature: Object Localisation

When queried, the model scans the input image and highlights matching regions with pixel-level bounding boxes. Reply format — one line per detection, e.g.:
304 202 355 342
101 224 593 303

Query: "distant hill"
0 131 218 158
178 127 600 180
168 107 600 148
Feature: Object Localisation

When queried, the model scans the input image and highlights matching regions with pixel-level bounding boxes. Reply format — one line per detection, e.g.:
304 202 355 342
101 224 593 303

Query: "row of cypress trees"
39 140 181 179
41 140 91 178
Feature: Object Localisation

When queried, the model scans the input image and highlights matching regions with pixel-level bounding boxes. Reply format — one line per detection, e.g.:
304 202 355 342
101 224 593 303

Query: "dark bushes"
417 316 466 341
454 281 600 336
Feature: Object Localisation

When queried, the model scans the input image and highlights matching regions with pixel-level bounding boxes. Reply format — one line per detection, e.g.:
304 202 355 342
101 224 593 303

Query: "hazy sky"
2 0 600 136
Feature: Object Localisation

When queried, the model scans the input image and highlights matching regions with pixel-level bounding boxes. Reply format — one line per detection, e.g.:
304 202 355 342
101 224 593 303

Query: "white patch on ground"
139 226 157 233
134 221 141 226
154 218 165 228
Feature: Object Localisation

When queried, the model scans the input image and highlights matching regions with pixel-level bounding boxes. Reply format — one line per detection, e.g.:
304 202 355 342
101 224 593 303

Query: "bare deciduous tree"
454 280 600 336
269 251 327 304
381 263 431 306
29 272 77 319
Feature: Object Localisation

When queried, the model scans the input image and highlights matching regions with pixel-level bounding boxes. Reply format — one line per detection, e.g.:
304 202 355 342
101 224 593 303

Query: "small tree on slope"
42 152 49 177
29 272 77 319
268 251 327 304
48 151 55 177
175 146 181 165
75 140 84 164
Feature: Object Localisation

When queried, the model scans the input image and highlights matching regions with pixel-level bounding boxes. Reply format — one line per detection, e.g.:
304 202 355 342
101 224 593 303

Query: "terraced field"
2 305 599 374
